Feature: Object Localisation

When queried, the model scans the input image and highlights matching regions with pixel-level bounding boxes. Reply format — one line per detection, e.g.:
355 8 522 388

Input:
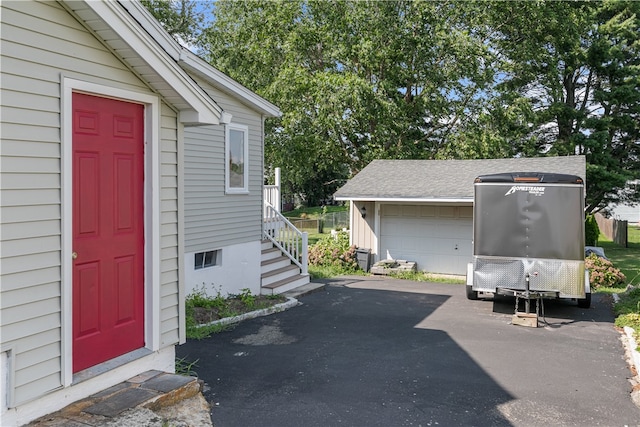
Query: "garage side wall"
351 201 377 258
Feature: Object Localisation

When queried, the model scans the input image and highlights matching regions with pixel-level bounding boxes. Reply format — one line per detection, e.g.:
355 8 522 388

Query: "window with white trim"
225 123 249 193
195 250 221 269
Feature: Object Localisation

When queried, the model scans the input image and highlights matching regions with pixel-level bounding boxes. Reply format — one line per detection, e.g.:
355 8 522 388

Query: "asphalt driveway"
177 276 640 426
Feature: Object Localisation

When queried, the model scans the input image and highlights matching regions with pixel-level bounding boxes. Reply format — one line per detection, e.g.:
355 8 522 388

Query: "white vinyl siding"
183 78 264 252
1 1 180 406
159 103 181 347
351 201 377 256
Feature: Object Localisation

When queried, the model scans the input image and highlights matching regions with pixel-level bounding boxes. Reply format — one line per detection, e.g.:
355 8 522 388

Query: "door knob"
72 252 78 259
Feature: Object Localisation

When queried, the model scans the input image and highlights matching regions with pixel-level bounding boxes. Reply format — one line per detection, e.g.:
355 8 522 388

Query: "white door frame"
61 77 161 386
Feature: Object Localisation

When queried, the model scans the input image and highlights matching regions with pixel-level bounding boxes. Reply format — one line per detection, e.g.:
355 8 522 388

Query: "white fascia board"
78 0 223 125
178 49 282 118
334 197 474 204
119 0 182 61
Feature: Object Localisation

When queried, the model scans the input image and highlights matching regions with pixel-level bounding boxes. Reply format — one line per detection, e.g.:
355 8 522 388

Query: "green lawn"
608 225 640 339
598 224 640 287
283 205 348 219
283 205 348 245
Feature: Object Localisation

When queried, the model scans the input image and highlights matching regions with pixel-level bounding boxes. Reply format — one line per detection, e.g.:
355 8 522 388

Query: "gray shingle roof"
333 156 586 201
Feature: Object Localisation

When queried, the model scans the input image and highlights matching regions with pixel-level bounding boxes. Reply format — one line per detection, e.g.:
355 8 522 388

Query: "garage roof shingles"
333 156 586 201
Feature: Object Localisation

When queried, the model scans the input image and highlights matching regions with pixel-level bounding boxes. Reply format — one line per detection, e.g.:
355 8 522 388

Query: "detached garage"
334 156 586 276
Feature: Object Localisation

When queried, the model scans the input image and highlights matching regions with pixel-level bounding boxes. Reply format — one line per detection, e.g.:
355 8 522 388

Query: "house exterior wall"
182 77 265 296
1 0 180 412
611 204 640 223
184 241 262 297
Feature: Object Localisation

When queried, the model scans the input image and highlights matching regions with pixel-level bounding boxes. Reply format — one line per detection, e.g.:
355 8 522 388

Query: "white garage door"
380 204 473 275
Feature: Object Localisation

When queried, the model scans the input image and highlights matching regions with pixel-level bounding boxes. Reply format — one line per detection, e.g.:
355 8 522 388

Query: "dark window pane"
195 252 204 269
204 250 216 267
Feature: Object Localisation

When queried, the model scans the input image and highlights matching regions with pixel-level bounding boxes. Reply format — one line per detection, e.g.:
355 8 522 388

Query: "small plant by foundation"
175 356 199 377
185 285 286 339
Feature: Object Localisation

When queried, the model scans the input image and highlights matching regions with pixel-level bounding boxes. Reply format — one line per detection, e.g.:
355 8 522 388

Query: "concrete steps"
261 240 310 295
27 370 210 426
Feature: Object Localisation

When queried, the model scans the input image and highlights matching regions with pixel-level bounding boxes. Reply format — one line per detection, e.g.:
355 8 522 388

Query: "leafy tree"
201 0 496 205
141 0 211 48
146 0 639 211
485 0 640 212
585 215 600 246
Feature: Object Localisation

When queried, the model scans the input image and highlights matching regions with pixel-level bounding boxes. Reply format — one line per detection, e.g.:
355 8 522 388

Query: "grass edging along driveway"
192 297 298 332
600 226 640 339
621 326 640 379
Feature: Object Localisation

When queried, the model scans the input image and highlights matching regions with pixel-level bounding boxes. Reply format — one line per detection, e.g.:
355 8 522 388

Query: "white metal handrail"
263 202 308 275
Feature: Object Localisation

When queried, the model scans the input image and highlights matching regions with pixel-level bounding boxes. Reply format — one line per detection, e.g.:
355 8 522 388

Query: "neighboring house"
334 156 586 276
0 1 294 425
611 204 640 224
609 180 640 224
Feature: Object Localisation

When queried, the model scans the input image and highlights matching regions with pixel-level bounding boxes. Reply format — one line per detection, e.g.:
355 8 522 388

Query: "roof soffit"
177 50 282 118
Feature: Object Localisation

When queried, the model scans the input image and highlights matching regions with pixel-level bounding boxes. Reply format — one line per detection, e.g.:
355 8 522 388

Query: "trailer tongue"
466 172 591 326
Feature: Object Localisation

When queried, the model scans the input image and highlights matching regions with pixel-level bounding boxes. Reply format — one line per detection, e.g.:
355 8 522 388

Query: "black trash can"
355 248 371 272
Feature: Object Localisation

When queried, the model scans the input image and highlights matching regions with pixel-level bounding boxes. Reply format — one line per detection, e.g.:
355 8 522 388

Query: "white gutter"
178 49 282 118
334 197 474 204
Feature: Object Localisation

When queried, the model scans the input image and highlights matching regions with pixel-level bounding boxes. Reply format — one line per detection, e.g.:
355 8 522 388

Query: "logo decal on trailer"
504 186 546 196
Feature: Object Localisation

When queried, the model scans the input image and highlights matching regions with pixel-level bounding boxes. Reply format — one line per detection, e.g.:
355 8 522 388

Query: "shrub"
186 284 227 310
237 288 256 310
585 253 626 288
585 215 600 246
308 230 358 271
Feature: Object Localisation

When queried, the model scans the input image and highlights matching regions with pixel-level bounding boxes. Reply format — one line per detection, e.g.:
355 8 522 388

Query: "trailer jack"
501 273 554 328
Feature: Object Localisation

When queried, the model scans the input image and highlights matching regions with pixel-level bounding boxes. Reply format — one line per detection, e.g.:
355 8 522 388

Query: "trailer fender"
577 270 591 309
584 270 591 295
466 262 479 300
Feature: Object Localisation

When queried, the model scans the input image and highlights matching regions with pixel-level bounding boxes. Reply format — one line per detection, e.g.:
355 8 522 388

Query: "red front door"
72 92 145 373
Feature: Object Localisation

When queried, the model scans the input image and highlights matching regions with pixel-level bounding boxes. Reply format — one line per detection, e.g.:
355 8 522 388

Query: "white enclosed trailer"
466 172 590 308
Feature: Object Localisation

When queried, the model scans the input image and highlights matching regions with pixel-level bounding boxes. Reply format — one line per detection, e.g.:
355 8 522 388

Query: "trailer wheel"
466 284 479 300
577 292 591 309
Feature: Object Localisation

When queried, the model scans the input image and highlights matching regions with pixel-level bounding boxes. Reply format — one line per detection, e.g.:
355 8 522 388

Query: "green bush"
585 215 600 246
585 253 626 288
308 231 358 271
